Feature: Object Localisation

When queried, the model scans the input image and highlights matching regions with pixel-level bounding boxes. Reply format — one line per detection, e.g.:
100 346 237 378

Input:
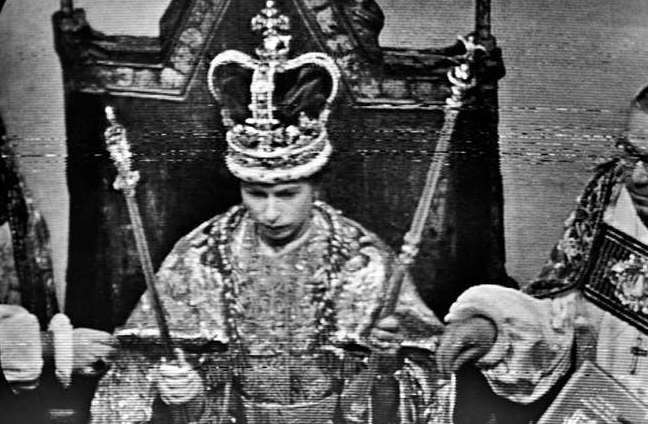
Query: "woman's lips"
262 224 290 235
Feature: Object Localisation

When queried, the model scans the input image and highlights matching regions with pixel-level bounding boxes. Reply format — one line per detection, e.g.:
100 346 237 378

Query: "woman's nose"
630 276 645 297
262 199 280 223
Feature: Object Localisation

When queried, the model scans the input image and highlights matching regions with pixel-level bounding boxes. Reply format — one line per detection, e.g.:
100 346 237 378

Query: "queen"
90 2 441 423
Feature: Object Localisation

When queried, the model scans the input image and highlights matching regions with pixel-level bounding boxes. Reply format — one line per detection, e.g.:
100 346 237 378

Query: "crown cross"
206 1 341 183
251 1 291 60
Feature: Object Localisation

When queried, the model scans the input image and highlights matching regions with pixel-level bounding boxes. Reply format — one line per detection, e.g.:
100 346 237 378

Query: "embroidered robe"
91 203 444 423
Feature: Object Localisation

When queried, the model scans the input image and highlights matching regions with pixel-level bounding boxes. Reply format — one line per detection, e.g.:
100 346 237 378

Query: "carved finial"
457 34 486 61
475 0 491 40
445 35 485 108
60 0 73 14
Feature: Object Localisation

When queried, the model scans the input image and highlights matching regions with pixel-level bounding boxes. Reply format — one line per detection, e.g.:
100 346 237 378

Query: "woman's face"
240 180 315 246
625 110 648 202
626 161 648 200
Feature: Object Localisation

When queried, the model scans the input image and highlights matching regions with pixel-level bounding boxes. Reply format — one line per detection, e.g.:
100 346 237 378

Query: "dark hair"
618 85 648 158
304 164 331 186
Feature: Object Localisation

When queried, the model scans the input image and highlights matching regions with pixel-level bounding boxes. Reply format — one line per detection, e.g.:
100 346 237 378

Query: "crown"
207 1 341 184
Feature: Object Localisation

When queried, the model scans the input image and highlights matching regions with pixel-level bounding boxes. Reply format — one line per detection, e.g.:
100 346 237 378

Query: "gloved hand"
0 305 42 391
368 315 403 353
436 316 496 376
72 328 117 376
368 315 404 375
156 351 204 406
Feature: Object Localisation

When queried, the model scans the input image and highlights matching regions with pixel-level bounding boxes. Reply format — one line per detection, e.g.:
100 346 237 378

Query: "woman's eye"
245 190 266 198
277 190 298 199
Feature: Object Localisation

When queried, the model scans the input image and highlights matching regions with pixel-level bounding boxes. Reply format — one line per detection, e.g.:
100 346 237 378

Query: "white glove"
0 305 42 390
156 351 204 405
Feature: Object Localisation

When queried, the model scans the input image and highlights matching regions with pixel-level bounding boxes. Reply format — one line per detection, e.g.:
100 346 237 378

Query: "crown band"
208 1 340 184
226 137 332 184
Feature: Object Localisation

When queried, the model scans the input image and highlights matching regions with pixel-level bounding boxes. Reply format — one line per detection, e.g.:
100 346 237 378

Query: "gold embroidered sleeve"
92 217 229 423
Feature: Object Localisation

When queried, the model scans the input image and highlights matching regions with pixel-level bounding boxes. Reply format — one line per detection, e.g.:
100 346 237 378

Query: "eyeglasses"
616 135 648 162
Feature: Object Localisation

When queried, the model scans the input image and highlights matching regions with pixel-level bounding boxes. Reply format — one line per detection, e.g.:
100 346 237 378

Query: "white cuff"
49 313 74 388
0 305 43 386
445 285 574 404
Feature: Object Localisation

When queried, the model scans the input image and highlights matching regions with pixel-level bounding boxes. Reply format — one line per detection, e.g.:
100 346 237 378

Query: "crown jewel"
207 1 341 183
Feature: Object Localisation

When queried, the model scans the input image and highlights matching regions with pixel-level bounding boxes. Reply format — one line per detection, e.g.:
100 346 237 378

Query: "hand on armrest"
156 350 206 420
437 316 496 376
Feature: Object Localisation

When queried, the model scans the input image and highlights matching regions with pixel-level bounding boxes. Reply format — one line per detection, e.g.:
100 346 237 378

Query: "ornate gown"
91 202 443 423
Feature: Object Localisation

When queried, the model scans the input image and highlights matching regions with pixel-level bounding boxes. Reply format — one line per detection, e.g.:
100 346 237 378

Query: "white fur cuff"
0 305 43 385
49 313 74 388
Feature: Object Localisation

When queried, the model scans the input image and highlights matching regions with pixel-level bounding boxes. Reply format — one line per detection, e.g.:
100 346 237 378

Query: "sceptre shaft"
365 41 480 424
379 107 458 318
104 106 174 353
104 107 194 423
380 36 482 318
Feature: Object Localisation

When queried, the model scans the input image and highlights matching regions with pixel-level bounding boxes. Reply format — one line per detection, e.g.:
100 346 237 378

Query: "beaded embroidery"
205 201 351 353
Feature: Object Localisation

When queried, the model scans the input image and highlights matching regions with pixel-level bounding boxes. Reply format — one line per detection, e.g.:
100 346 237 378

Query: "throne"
54 0 506 328
53 0 506 420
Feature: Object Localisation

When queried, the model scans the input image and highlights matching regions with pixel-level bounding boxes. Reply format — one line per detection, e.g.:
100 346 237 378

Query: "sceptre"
103 106 175 354
104 106 192 423
380 35 481 318
365 39 481 424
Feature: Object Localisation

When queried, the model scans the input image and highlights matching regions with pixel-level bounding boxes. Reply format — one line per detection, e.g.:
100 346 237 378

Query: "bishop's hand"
368 315 403 353
436 316 496 376
72 328 117 376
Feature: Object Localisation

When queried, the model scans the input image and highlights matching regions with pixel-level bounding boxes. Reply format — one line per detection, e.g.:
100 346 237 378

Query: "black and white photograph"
1 0 648 422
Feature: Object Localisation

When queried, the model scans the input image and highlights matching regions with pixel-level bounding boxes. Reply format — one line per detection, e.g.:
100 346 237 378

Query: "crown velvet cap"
208 1 341 184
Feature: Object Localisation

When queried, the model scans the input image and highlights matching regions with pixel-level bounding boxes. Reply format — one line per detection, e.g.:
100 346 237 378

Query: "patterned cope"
525 159 623 298
0 135 58 328
0 118 59 424
521 157 634 376
443 158 648 424
91 202 444 424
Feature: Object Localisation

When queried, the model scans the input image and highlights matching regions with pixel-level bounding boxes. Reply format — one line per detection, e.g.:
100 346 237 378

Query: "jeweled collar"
206 201 350 352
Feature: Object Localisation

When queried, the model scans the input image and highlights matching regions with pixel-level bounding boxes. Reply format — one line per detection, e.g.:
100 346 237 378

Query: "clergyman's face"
240 180 315 246
628 108 648 154
625 109 648 200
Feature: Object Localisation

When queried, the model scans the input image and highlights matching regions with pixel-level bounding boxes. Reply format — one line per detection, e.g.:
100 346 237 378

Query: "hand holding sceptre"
104 106 197 422
362 44 479 423
104 106 174 353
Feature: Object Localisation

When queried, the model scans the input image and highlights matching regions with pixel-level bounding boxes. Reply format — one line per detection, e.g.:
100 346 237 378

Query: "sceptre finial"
104 107 140 195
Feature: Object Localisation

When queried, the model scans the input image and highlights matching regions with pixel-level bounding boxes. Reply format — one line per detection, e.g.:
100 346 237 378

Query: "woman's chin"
260 228 296 246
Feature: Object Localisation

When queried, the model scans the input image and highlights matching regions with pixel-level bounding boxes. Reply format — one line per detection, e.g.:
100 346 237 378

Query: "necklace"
206 201 350 352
